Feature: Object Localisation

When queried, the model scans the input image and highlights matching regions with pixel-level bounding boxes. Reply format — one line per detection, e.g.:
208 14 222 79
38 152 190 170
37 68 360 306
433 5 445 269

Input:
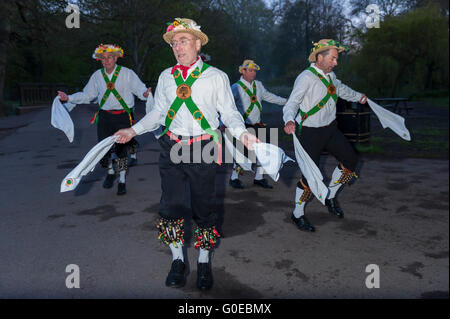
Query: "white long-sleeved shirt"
283 63 363 127
232 77 287 125
68 65 149 110
132 58 247 140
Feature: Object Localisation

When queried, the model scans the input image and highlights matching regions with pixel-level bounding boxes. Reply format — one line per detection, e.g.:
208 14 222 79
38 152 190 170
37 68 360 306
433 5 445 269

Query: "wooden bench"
372 97 412 115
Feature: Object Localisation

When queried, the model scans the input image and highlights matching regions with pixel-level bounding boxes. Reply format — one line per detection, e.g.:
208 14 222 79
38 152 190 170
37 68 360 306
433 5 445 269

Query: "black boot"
197 262 213 290
253 178 273 189
117 182 126 195
229 179 244 189
165 259 186 288
103 174 115 189
291 215 315 232
325 198 344 218
128 157 137 167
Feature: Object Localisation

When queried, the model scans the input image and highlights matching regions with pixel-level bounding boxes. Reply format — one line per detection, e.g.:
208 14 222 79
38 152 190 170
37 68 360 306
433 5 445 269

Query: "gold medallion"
193 110 203 120
327 84 336 95
191 69 201 79
176 84 192 100
250 95 258 103
167 109 176 119
106 82 115 90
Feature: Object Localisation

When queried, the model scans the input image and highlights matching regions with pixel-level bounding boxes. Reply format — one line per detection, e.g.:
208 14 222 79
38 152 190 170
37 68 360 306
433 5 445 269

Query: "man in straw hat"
57 44 152 195
114 18 259 290
283 39 368 232
229 59 287 189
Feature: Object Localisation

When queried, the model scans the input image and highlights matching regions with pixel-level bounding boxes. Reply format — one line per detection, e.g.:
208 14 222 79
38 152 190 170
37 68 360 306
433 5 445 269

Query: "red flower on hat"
167 25 175 32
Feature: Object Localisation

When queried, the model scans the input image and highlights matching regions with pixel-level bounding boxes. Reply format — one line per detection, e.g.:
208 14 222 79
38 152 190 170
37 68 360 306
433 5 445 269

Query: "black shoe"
197 262 213 291
253 178 273 189
229 179 244 189
103 174 115 189
291 215 315 232
325 198 344 218
165 259 186 288
128 157 137 167
117 182 126 195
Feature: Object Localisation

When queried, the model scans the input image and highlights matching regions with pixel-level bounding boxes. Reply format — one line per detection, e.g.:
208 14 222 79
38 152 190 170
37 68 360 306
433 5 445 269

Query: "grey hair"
316 49 331 61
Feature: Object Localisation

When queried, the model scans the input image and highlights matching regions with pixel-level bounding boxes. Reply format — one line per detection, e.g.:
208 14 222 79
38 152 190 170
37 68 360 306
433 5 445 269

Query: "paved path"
0 103 448 298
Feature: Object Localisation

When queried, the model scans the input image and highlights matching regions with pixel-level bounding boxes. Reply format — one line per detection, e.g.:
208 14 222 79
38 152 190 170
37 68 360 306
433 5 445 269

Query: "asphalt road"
0 102 448 299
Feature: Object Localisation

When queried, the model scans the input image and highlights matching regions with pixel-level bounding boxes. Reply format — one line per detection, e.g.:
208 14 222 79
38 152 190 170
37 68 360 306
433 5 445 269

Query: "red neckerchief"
171 57 200 79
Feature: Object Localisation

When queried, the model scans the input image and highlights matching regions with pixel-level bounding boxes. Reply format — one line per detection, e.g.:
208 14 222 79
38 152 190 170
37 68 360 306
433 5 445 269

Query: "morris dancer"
229 59 287 189
57 44 152 195
283 39 368 232
114 18 259 290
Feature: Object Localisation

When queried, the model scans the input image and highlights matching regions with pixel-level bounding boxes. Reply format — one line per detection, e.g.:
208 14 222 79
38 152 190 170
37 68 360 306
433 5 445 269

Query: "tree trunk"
390 63 407 97
0 3 12 117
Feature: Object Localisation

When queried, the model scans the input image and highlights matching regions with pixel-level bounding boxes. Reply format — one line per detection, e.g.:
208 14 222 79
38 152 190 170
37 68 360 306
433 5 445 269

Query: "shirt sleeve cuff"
283 115 295 125
229 126 247 140
131 122 145 135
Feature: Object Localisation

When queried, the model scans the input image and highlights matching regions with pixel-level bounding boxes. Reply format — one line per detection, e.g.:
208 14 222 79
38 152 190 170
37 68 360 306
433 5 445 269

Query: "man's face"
100 52 118 71
317 48 339 74
171 32 201 66
241 68 257 83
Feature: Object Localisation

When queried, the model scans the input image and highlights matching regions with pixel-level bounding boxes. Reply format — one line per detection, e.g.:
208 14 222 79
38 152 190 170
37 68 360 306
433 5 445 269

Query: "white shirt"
132 58 247 139
232 77 287 125
68 65 149 110
283 63 363 127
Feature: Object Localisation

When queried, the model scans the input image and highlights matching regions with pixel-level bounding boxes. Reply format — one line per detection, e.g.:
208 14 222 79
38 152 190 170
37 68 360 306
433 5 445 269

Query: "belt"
104 109 128 115
166 130 212 145
246 122 266 128
304 120 336 129
166 130 222 164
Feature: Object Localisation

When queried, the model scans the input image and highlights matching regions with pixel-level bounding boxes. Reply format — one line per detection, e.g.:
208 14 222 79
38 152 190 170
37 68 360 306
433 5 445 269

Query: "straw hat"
163 18 208 46
92 44 124 60
308 39 348 63
238 59 261 73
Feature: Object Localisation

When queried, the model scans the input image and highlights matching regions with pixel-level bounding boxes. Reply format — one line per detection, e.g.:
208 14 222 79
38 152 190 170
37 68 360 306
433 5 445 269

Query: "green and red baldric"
297 66 338 134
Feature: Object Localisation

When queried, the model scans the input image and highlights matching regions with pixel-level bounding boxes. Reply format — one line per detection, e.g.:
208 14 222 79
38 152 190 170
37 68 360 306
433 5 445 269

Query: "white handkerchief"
60 136 117 192
368 99 411 141
253 143 294 182
51 96 75 142
292 134 328 205
223 132 253 171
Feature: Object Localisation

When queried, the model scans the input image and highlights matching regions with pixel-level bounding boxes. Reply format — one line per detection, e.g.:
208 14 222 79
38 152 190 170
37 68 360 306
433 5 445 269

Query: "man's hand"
239 132 260 151
359 94 368 104
114 128 137 144
143 87 152 98
57 91 69 102
284 121 296 135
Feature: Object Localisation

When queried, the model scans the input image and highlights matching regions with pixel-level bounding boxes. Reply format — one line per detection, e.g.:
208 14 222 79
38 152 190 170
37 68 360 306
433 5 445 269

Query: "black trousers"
158 133 218 228
97 109 136 160
298 120 358 180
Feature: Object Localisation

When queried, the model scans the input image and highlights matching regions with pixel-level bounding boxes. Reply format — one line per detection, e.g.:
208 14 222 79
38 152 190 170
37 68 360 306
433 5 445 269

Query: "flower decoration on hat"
92 44 124 60
163 18 209 46
308 39 349 63
239 59 261 73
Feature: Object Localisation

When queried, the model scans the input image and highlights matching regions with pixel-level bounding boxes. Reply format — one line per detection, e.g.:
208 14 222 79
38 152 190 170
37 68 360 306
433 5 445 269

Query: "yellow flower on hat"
92 44 124 60
308 39 348 62
163 18 209 46
239 59 261 73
